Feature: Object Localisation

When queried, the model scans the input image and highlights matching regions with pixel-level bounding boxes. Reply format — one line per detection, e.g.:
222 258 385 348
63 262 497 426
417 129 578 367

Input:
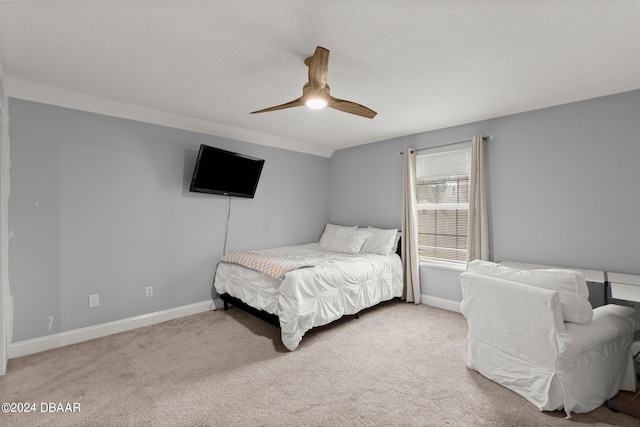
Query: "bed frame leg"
355 312 359 319
224 300 229 311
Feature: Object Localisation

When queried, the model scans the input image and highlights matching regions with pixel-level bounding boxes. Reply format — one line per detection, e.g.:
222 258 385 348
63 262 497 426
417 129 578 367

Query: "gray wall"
9 89 640 341
8 99 329 342
330 90 640 301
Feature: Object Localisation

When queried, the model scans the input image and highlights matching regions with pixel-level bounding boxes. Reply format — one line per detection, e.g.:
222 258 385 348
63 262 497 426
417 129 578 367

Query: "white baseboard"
421 294 461 313
8 300 215 359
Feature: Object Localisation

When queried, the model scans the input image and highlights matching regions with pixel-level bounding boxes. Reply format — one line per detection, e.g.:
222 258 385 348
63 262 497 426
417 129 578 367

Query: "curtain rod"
398 136 493 155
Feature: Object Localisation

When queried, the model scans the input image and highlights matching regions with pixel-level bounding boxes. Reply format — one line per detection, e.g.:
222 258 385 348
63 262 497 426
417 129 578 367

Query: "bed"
214 224 403 350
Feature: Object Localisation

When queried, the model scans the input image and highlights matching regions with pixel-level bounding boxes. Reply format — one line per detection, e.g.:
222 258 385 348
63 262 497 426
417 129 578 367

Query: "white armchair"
460 261 639 417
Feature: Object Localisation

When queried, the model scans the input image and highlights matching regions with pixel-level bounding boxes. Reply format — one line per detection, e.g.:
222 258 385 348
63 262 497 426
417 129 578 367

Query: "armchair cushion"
467 260 592 324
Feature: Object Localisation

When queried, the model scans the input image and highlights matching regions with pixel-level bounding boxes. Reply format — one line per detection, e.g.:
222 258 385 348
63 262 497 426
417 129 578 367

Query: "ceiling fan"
250 46 377 119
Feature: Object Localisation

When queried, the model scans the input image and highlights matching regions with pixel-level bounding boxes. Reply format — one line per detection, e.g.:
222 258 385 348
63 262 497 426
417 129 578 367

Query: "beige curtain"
467 135 490 262
402 149 420 303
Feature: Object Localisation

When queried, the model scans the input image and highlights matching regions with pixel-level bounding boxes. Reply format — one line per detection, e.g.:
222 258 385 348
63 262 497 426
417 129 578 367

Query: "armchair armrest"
559 304 639 359
460 272 564 368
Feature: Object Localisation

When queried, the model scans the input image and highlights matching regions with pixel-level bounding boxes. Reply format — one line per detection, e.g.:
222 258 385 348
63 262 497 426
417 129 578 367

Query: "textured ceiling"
1 1 639 157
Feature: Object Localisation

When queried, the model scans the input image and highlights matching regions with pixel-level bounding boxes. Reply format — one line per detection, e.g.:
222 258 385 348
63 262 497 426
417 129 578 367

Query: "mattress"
214 243 403 350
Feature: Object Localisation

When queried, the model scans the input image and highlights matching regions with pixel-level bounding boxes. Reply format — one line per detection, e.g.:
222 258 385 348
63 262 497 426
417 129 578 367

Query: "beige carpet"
1 300 638 426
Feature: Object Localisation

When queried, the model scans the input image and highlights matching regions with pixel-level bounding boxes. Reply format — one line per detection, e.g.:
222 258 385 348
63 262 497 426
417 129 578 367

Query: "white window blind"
415 142 472 263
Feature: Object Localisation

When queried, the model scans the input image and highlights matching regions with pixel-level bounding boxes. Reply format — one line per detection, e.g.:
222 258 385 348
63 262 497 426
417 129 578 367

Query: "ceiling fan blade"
328 96 377 119
305 46 329 91
250 97 305 114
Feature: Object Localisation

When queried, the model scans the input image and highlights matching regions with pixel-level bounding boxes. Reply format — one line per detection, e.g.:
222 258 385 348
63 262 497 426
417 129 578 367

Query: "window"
415 142 471 263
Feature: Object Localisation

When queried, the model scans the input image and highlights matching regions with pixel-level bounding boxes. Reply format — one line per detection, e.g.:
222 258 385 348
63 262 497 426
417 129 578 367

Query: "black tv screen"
189 144 265 198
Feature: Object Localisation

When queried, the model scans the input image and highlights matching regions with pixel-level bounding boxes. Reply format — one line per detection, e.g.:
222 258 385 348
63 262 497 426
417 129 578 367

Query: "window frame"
414 141 472 267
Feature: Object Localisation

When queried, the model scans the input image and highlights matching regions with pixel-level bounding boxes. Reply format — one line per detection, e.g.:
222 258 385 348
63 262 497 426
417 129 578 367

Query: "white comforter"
214 243 403 350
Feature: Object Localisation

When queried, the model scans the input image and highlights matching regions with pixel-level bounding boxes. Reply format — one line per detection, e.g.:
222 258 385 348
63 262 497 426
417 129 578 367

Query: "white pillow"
326 228 372 254
361 227 399 255
467 260 593 324
392 231 401 254
318 223 357 248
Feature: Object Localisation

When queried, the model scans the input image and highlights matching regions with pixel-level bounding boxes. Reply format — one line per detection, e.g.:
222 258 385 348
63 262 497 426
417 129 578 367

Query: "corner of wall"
0 58 10 374
0 60 7 111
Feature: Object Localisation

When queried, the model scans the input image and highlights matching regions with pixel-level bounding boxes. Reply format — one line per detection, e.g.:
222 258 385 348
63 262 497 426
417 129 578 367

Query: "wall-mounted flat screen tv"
189 144 265 198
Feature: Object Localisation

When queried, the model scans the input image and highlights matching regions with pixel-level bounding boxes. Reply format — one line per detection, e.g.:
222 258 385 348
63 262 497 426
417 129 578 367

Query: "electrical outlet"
145 286 153 297
89 294 99 308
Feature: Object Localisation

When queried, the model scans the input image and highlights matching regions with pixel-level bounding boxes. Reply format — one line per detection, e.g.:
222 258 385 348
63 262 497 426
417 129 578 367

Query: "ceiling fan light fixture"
305 97 328 109
250 46 376 118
